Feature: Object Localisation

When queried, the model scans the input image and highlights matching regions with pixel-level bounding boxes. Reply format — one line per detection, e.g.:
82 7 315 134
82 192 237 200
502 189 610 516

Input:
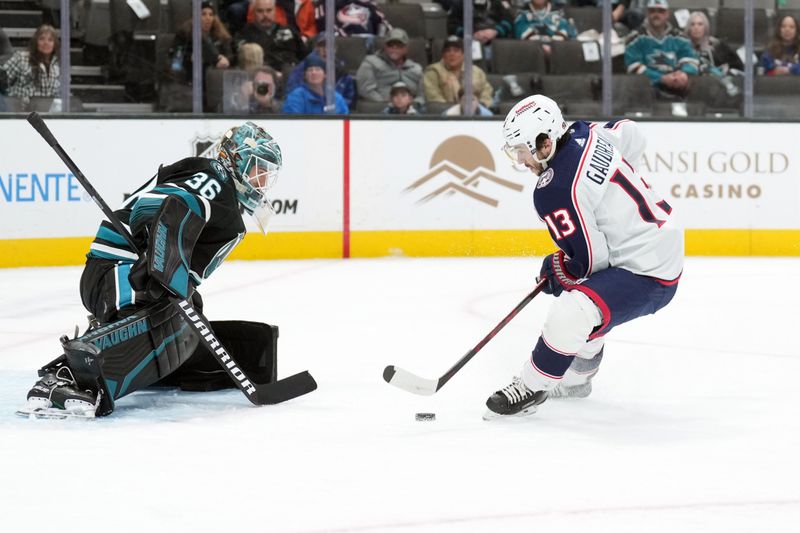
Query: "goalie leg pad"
158 321 278 392
63 302 199 413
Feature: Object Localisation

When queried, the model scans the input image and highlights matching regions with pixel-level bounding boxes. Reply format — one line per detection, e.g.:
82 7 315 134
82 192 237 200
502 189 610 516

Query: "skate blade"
16 406 96 420
482 405 539 421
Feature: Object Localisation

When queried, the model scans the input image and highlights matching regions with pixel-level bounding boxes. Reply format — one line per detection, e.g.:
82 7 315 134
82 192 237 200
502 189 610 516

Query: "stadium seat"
489 39 546 74
549 40 602 75
2 96 25 112
379 3 426 38
169 0 193 33
487 72 538 103
110 0 163 34
720 0 775 8
335 37 369 75
715 8 771 50
668 0 720 7
687 74 741 113
206 68 251 113
564 6 603 33
538 74 599 108
610 74 654 115
425 101 452 115
355 100 387 114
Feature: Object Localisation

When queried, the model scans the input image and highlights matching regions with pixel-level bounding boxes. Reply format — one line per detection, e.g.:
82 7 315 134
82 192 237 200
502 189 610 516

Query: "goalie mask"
501 94 567 172
218 121 282 233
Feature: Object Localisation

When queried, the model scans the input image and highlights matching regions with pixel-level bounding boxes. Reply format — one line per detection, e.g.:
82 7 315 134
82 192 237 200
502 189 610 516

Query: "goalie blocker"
36 302 278 417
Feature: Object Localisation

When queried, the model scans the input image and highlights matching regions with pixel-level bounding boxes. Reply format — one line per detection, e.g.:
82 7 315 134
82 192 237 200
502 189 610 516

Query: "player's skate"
483 376 548 420
17 366 100 420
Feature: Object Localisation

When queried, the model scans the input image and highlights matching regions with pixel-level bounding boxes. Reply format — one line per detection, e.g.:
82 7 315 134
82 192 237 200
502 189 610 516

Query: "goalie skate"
16 367 100 420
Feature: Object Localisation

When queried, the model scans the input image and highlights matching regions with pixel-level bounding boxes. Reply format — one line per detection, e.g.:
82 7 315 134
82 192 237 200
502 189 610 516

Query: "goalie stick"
383 280 546 395
26 112 316 406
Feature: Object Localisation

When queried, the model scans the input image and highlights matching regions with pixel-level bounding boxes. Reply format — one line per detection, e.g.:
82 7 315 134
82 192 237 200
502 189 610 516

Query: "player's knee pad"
541 290 602 356
158 320 278 391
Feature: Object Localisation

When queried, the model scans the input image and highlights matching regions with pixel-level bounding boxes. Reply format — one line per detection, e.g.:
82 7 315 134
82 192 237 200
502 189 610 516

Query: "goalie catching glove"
129 195 206 300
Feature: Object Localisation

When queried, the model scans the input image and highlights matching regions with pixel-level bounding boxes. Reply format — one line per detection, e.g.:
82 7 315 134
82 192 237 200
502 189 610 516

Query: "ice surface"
1 257 798 532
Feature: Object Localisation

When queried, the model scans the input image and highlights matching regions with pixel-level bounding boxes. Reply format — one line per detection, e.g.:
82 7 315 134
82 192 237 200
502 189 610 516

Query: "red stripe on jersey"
541 335 578 356
530 357 565 380
655 273 681 286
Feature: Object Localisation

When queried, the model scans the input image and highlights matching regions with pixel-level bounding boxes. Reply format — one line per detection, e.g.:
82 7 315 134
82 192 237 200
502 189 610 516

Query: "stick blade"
382 365 439 396
255 371 317 405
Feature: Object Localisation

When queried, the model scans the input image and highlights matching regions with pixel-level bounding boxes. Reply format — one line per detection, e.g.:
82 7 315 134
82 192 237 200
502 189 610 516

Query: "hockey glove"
129 253 166 301
130 196 206 300
537 250 579 297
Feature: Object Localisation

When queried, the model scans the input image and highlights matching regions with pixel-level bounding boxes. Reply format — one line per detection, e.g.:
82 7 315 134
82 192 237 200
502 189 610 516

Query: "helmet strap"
531 137 558 169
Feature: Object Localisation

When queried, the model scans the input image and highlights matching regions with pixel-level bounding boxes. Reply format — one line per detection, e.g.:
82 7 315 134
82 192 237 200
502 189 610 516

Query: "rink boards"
0 117 797 267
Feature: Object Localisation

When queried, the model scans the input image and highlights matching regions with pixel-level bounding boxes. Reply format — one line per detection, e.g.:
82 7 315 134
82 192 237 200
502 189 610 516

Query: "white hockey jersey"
533 119 683 281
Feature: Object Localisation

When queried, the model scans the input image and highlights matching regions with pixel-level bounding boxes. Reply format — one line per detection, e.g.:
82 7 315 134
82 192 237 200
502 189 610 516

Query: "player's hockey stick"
383 279 547 395
27 112 317 406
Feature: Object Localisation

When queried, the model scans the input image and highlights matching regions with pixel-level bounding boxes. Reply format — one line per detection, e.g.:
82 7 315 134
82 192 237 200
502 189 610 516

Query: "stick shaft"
26 113 140 253
436 280 546 390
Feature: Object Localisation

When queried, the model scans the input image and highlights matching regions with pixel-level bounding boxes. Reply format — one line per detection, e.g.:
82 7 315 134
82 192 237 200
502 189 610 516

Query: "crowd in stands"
1 0 800 115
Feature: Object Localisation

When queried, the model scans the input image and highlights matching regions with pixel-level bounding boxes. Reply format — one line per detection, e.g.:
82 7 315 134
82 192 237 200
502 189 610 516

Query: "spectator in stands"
625 0 698 99
242 66 280 113
279 0 318 44
570 1 643 34
240 0 306 73
238 42 266 71
513 0 578 56
224 0 252 34
286 33 356 109
761 15 800 76
282 55 349 114
684 11 743 105
442 87 493 116
382 81 424 114
448 0 514 46
171 1 234 81
231 0 318 45
0 24 59 104
318 0 391 40
423 36 493 108
684 11 743 75
356 28 424 105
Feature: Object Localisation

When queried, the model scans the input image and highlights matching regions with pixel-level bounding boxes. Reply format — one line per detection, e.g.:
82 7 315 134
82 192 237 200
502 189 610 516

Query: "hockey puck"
415 412 436 421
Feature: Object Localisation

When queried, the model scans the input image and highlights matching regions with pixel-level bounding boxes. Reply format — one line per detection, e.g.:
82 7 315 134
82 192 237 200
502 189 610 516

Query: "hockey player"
485 95 683 418
18 122 283 419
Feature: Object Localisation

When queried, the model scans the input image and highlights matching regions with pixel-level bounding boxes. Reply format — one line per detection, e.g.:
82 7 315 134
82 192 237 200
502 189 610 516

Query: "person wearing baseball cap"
382 81 423 115
423 35 493 108
355 27 424 105
625 0 699 99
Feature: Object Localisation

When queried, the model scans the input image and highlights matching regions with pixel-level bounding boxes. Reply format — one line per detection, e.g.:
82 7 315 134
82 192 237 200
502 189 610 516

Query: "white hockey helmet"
501 94 567 170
